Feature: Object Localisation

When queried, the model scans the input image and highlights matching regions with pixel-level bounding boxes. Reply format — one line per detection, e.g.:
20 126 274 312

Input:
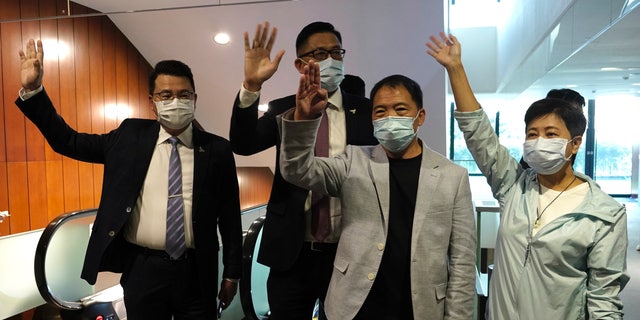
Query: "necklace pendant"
534 220 539 228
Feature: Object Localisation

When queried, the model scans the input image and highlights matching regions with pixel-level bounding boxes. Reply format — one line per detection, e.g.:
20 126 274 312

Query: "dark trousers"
266 242 337 320
120 246 214 320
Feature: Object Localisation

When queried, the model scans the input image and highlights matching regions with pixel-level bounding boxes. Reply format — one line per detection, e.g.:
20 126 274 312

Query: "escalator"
34 208 125 320
33 207 271 320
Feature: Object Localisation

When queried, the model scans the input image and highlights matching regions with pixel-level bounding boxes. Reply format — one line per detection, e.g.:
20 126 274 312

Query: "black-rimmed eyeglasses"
298 48 346 61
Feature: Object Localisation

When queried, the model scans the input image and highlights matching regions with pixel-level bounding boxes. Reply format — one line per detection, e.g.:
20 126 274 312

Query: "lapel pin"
349 109 356 114
199 146 205 153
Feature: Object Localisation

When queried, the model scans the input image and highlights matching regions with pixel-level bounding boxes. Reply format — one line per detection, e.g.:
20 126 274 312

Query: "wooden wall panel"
101 18 117 132
3 22 26 163
139 57 152 119
0 0 153 235
27 162 48 229
0 22 5 166
0 162 9 236
236 167 274 211
6 162 29 233
114 27 128 125
45 161 64 222
1 0 23 235
127 44 140 119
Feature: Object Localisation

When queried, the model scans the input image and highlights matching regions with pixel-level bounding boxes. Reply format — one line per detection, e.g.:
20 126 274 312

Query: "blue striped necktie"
166 136 186 259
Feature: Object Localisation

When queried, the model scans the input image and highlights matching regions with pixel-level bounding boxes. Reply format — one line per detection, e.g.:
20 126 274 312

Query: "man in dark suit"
230 22 377 319
17 39 242 319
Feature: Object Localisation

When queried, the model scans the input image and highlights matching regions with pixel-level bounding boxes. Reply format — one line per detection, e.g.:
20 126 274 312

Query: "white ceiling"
65 0 640 166
522 0 640 99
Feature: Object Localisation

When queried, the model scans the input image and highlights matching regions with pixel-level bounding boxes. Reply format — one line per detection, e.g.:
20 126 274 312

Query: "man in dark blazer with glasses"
230 21 377 319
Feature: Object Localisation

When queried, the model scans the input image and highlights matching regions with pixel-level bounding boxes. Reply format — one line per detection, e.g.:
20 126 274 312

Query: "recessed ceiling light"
214 32 230 45
600 67 623 71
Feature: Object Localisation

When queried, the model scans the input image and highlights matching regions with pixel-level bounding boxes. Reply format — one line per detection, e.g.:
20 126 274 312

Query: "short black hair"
525 98 586 138
149 60 195 95
295 21 342 54
340 74 366 97
370 75 423 109
545 88 585 108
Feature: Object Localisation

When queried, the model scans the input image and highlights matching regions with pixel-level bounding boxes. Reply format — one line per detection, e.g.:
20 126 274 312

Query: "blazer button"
367 273 375 281
108 231 116 237
377 243 384 251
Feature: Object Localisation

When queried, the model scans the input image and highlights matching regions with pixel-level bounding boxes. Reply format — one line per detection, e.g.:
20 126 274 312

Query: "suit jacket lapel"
191 128 209 221
370 146 391 236
411 148 440 259
133 122 160 191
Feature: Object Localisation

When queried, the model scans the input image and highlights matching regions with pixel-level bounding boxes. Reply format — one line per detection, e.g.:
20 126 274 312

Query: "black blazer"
230 92 377 270
16 89 243 301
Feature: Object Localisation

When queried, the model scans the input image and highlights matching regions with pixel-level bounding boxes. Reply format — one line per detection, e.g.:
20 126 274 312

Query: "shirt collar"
157 123 193 148
327 89 343 111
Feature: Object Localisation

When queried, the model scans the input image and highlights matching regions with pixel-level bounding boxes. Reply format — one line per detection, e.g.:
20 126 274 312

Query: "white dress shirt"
238 85 347 242
124 125 195 250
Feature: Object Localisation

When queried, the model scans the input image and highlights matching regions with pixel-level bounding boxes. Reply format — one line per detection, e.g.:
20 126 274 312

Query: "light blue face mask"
317 58 345 92
373 114 419 153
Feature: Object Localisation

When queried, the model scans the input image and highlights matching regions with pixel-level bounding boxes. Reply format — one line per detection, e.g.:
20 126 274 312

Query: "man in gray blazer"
278 62 476 319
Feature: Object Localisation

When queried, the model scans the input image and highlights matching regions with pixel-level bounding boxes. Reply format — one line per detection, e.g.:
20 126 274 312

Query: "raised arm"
426 32 480 113
243 21 285 92
229 22 286 155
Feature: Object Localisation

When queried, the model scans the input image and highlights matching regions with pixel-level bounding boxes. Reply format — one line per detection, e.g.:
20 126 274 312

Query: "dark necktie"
166 137 186 259
311 107 331 242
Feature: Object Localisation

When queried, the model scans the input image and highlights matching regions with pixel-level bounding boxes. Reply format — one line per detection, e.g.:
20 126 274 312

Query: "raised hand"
294 60 328 121
426 32 461 69
243 21 285 92
18 39 44 91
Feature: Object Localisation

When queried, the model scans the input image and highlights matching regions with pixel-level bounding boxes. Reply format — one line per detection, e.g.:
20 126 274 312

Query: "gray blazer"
278 115 476 319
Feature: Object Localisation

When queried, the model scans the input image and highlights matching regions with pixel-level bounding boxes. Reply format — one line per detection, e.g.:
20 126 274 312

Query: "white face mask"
317 58 345 92
522 137 574 175
373 114 419 153
155 98 195 130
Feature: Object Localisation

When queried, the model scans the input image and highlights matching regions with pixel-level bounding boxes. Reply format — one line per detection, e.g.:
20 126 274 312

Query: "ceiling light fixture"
214 32 230 45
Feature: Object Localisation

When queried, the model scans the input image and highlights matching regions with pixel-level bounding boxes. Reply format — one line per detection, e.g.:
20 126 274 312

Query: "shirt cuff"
238 83 260 109
19 85 44 101
223 278 239 283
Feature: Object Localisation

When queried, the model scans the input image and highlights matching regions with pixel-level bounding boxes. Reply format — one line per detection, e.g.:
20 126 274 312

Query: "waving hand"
243 21 285 92
19 39 44 91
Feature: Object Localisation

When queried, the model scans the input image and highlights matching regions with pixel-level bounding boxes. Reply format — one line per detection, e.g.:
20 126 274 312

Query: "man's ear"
418 108 426 126
571 136 583 154
149 96 158 116
294 58 305 74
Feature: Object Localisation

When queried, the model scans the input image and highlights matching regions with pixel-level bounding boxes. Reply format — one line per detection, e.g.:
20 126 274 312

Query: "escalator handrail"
33 208 98 310
240 215 267 320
